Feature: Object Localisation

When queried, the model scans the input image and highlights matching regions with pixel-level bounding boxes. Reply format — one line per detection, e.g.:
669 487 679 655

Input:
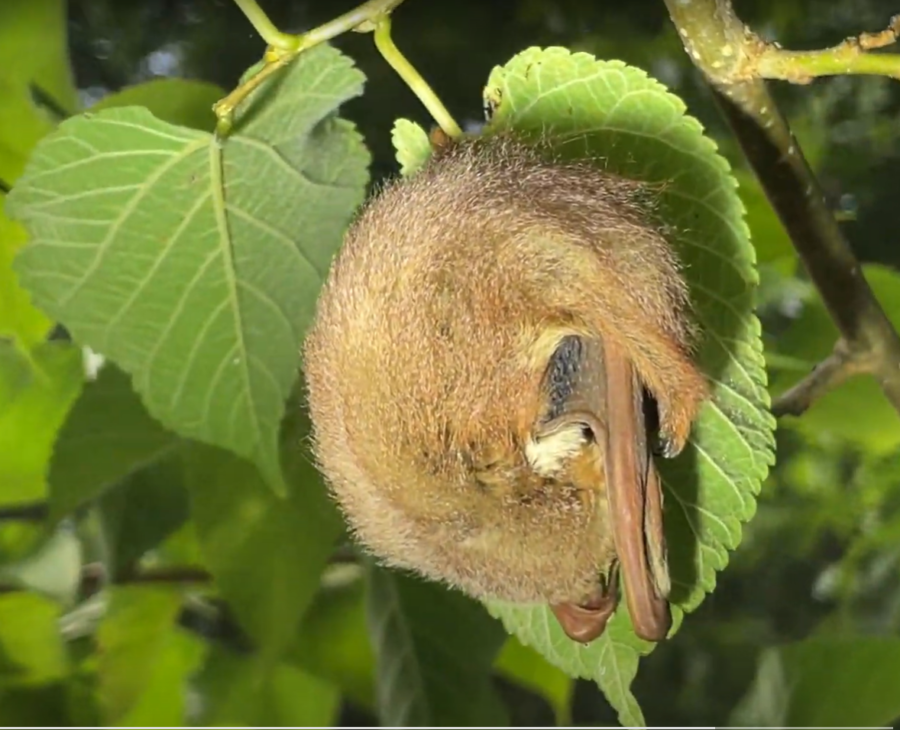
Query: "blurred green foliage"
2 0 900 726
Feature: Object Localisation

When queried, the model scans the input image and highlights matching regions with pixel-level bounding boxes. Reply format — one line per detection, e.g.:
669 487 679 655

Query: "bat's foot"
551 567 620 644
656 393 704 458
640 346 709 459
658 430 683 459
550 585 619 644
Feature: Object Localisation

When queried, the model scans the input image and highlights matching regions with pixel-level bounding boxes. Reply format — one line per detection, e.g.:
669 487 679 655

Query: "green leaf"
0 592 68 686
0 0 75 346
731 635 900 728
0 684 71 727
263 662 340 726
97 453 190 576
0 340 83 504
488 604 646 725
771 263 900 454
7 43 370 495
366 565 509 727
197 646 340 727
495 635 573 726
48 364 178 520
91 78 225 131
96 585 205 725
115 629 207 727
0 0 77 183
288 567 376 710
392 119 432 176
185 409 343 662
0 208 52 347
0 520 47 569
392 46 774 725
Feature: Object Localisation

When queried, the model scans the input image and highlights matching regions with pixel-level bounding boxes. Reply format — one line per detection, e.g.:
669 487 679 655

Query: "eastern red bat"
302 132 709 643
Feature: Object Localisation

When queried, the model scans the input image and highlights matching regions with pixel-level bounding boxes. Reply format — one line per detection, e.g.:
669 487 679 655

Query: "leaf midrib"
207 139 261 458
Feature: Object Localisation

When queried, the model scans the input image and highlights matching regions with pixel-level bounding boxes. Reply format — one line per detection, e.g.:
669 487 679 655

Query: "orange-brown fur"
302 134 708 606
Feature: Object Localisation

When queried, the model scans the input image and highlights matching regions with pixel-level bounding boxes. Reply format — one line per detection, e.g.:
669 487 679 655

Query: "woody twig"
664 0 900 419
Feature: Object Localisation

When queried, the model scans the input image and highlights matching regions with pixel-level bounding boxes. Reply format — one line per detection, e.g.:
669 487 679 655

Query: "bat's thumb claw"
656 429 685 459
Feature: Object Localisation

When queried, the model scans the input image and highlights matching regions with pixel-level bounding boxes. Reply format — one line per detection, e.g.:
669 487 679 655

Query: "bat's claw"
656 403 694 458
658 431 682 459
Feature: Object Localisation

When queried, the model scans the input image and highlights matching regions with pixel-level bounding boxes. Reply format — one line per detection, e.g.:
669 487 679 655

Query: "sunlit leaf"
7 44 370 494
264 662 340 726
0 0 77 183
0 592 68 686
0 340 83 505
0 209 51 347
0 0 75 346
97 585 204 725
116 628 206 727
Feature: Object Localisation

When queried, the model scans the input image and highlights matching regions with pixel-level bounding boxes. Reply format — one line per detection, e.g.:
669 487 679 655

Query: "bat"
303 131 708 644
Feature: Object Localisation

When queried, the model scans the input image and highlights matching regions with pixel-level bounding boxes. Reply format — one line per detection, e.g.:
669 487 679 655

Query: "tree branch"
664 0 900 417
0 501 49 521
747 14 900 84
771 340 871 417
119 565 212 585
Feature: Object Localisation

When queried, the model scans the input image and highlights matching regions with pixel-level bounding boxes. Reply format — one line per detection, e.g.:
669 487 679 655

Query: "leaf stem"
217 0 408 138
293 0 407 51
214 55 291 138
373 16 462 138
231 0 299 51
663 0 900 420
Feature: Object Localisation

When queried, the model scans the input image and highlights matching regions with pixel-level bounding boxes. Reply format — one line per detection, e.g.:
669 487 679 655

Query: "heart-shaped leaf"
6 44 371 495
